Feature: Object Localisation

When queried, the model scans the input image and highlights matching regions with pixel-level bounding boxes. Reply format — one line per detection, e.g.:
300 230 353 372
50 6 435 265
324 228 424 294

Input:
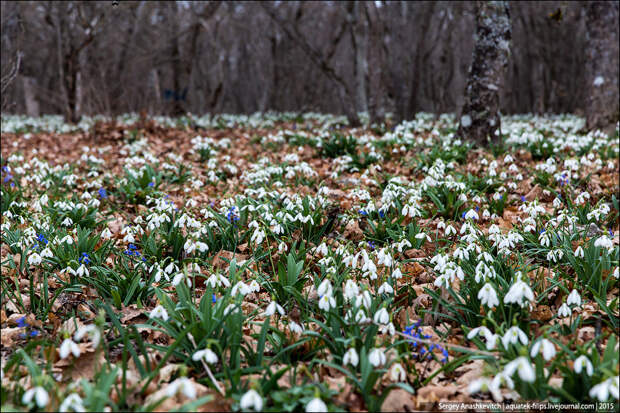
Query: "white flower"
589 377 618 401
166 377 196 399
343 279 359 301
149 305 169 321
240 389 263 411
468 377 492 395
566 289 581 307
172 272 191 288
594 235 614 251
478 283 499 308
343 348 359 367
445 224 457 236
264 300 285 317
378 282 394 295
368 348 386 367
306 397 328 413
464 209 479 220
318 294 336 311
62 217 74 226
502 326 529 348
231 281 250 296
28 252 42 266
557 302 572 318
574 245 584 258
76 263 89 277
22 386 49 408
288 321 303 334
40 247 53 258
504 279 534 308
504 357 535 383
59 393 86 412
317 279 333 297
391 267 403 279
59 338 81 359
101 228 113 240
373 308 390 325
574 355 593 376
192 348 218 364
248 279 260 293
74 324 101 348
390 362 406 382
530 338 556 361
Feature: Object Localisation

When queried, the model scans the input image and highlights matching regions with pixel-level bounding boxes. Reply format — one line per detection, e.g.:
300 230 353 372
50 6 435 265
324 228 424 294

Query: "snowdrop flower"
231 281 250 296
76 263 89 277
74 324 101 348
59 338 81 359
59 393 86 412
373 308 390 325
166 377 196 399
192 348 218 364
368 348 386 367
445 224 457 236
468 377 493 395
574 355 593 376
557 302 572 318
172 272 191 288
478 283 499 308
530 338 556 361
613 267 619 279
464 209 479 220
594 235 613 251
504 278 534 308
574 245 584 258
566 289 581 307
240 389 263 411
149 305 169 321
248 279 260 293
343 279 359 301
264 300 285 317
317 279 333 297
289 321 303 334
101 228 112 240
589 376 619 401
28 252 42 266
22 386 49 408
318 294 336 311
502 326 529 348
390 362 406 382
62 217 74 226
378 282 394 295
278 242 288 253
343 347 359 367
391 267 403 279
503 357 535 383
40 247 53 258
306 397 328 413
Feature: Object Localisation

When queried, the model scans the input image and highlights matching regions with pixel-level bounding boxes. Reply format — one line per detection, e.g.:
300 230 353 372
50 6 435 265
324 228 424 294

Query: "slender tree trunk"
458 1 512 146
21 76 39 117
585 1 619 132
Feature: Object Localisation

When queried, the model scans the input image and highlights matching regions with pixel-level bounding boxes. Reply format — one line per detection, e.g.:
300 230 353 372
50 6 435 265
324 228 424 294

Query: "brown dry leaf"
532 305 553 322
404 249 425 259
1 327 22 347
416 384 459 401
212 250 248 270
343 220 363 241
55 345 103 381
381 389 416 412
120 304 145 323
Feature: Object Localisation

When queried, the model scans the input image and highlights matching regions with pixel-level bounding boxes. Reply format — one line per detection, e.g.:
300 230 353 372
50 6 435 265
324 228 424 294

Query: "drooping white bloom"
240 389 263 411
59 338 81 359
264 300 285 317
59 393 86 412
378 282 394 295
468 377 492 395
368 348 386 367
574 245 584 258
172 272 191 288
574 355 593 376
74 324 101 348
149 305 169 321
22 386 49 408
530 338 556 361
317 279 333 297
390 362 406 382
589 376 619 401
566 289 581 307
28 252 42 266
503 357 535 383
343 279 359 301
464 209 479 220
289 321 303 334
318 294 336 311
166 377 196 399
373 308 390 325
502 326 529 348
193 348 218 364
557 302 572 318
504 279 534 308
75 263 89 277
343 347 359 367
101 228 113 240
306 397 328 413
478 283 499 308
391 267 403 279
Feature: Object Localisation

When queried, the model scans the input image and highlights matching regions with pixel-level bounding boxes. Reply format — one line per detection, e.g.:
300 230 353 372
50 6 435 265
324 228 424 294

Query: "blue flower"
148 182 155 187
16 316 28 328
368 241 375 250
79 252 91 265
98 187 108 198
379 210 385 219
212 294 217 303
521 196 526 202
461 211 467 219
403 322 448 364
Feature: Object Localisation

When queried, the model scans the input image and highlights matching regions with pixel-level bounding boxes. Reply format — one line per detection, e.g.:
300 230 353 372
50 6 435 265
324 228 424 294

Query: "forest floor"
1 113 618 412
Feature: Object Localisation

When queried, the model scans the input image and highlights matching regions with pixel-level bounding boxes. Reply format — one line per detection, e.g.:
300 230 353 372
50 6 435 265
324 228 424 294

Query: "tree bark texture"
458 1 511 146
585 1 619 132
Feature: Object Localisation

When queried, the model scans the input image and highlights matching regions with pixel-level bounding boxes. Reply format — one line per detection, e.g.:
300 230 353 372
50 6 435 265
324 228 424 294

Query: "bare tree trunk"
366 2 385 125
349 2 368 117
585 1 619 132
21 75 39 116
458 1 511 146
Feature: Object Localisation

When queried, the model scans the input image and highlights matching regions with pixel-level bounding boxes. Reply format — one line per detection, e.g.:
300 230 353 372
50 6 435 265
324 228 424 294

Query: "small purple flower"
16 316 28 328
521 196 526 202
98 187 108 199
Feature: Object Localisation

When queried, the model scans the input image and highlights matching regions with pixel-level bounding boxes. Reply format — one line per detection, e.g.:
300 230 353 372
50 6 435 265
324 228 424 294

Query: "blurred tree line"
1 1 617 130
